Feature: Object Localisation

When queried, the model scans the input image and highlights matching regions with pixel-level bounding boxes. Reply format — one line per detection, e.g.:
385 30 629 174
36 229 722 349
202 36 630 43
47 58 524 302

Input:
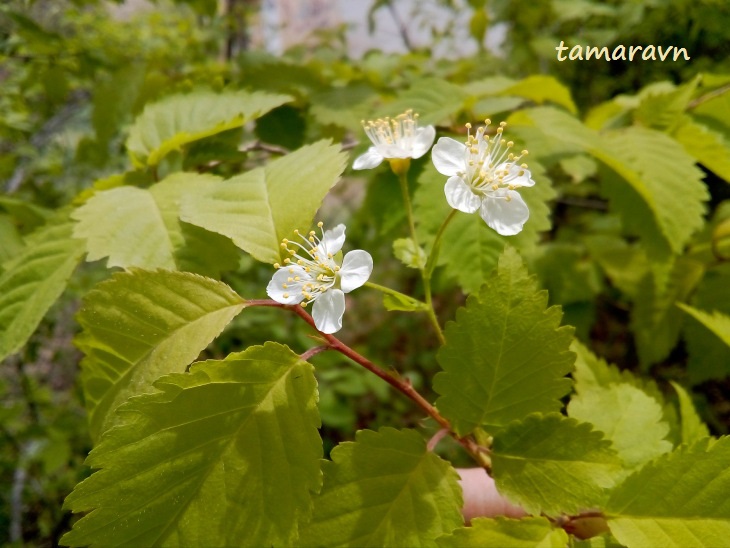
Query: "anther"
273 263 280 269
317 221 323 227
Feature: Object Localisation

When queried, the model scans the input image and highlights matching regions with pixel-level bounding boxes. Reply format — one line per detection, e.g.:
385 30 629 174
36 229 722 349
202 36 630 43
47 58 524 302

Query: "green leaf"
309 83 377 131
299 427 463 548
512 108 708 258
62 343 321 547
387 77 469 125
72 173 239 276
492 413 621 516
678 302 730 348
673 116 730 183
433 248 574 436
683 267 730 383
125 89 292 167
632 258 705 367
180 140 346 263
393 237 426 269
0 214 24 266
569 383 672 470
0 216 85 361
634 77 700 132
599 128 708 258
669 381 710 445
584 236 649 299
77 269 245 440
382 292 428 312
414 162 554 295
500 75 577 114
436 517 568 548
606 438 730 548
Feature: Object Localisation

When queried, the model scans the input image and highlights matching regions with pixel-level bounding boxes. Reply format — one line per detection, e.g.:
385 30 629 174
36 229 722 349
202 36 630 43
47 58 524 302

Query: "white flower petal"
312 289 346 334
353 147 384 170
267 266 310 304
411 125 436 159
479 190 530 236
497 162 536 187
320 224 346 256
432 137 466 177
339 250 373 293
445 176 481 213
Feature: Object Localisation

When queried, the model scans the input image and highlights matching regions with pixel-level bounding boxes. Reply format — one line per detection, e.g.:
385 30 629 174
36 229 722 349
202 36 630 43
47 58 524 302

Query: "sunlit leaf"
300 427 462 547
0 216 85 361
62 343 321 547
436 517 568 547
669 381 710 445
180 140 346 263
72 172 239 276
492 413 621 516
607 438 730 548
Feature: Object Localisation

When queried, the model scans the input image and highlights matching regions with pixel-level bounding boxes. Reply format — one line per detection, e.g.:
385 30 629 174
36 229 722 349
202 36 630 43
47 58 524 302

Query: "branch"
245 299 486 464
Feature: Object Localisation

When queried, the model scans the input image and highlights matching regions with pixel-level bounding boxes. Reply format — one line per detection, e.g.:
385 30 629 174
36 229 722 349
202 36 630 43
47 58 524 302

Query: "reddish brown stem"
246 299 485 463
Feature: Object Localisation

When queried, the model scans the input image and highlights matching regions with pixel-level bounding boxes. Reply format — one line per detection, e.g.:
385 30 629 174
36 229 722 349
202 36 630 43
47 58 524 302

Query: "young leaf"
382 292 428 312
299 428 463 548
433 248 574 436
125 89 292 167
72 172 239 276
435 517 568 548
669 381 710 445
180 140 346 263
393 237 426 269
76 269 245 440
492 413 621 516
0 216 85 361
568 383 672 470
62 343 321 547
606 438 730 548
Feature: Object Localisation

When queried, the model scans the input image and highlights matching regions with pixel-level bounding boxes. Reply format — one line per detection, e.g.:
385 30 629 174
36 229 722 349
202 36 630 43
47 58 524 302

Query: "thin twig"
300 345 331 361
687 82 730 110
386 2 414 52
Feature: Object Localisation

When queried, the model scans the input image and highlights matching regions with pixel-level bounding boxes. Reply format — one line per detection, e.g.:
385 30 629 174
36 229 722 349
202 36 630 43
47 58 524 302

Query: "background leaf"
125 89 292 167
76 269 245 440
299 427 463 548
433 248 575 436
0 216 85 361
435 517 569 548
180 140 346 263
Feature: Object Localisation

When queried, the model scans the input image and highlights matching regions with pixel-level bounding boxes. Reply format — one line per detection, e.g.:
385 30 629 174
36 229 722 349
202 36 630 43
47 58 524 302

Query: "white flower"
432 120 535 236
353 109 436 170
267 223 373 334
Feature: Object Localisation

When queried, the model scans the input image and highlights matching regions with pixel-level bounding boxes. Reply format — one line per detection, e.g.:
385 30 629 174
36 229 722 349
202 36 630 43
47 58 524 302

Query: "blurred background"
2 0 730 545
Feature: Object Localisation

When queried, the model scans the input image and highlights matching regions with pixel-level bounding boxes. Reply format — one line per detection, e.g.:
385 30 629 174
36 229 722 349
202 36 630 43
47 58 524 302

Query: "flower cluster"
266 223 373 334
432 120 535 236
353 110 436 170
265 112 536 335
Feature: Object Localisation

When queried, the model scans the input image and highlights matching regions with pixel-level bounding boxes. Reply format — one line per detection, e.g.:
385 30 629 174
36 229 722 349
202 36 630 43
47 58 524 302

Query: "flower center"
274 222 340 307
362 110 420 150
459 120 529 200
